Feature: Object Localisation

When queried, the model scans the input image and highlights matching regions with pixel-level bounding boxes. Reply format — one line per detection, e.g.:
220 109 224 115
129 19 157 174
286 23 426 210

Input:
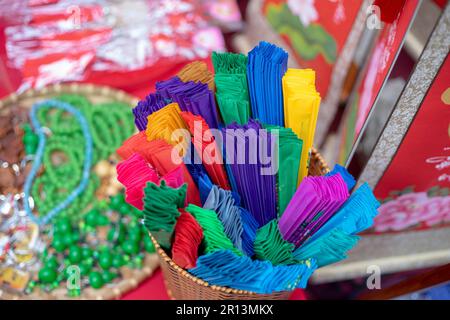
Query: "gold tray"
0 83 159 300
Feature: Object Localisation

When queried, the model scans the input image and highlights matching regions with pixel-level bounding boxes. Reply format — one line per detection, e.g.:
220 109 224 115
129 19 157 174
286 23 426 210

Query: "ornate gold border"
357 5 450 189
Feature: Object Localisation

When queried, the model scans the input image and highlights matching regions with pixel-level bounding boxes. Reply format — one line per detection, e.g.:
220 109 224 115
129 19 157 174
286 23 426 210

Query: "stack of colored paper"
253 220 297 265
142 181 186 249
186 204 242 256
279 173 349 247
282 68 321 185
117 153 160 210
293 183 380 267
203 185 258 257
265 125 303 215
144 140 201 206
132 92 168 131
178 61 215 92
117 134 201 206
212 52 250 125
172 209 204 269
180 111 230 190
247 41 288 126
117 153 186 210
188 250 317 294
156 77 220 129
222 120 277 226
145 102 189 148
117 131 147 162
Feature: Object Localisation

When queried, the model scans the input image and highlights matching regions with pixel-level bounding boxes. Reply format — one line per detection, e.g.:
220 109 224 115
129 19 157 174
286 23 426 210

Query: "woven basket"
151 149 330 300
0 83 159 300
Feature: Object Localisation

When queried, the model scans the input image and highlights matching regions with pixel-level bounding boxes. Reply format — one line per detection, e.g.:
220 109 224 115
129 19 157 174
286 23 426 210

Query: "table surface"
121 269 170 300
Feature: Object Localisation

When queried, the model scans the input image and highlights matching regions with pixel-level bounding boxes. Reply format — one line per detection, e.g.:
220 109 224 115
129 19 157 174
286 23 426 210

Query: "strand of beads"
31 174 99 222
34 95 134 164
42 137 84 190
23 99 93 226
59 95 132 162
84 102 135 162
25 95 135 224
31 97 96 222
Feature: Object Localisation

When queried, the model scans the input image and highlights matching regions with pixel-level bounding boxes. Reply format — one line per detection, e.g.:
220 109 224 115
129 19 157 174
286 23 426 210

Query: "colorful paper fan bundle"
116 41 380 294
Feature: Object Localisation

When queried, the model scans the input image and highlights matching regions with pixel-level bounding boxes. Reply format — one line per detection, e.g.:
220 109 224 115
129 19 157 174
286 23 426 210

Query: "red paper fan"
172 209 204 269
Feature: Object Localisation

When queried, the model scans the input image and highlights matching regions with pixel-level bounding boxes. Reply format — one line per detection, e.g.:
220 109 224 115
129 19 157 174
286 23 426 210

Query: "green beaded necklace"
23 94 135 223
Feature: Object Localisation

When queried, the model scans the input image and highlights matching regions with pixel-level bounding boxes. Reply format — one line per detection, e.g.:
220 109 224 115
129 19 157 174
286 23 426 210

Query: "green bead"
71 232 80 243
55 217 72 234
24 134 38 145
89 272 104 289
122 240 139 255
102 271 115 283
128 220 138 229
95 214 109 226
84 258 94 269
98 200 108 210
63 233 75 246
69 246 82 264
128 224 141 235
79 262 91 275
45 256 59 270
38 267 57 284
80 222 88 232
85 209 99 227
109 194 124 210
128 233 141 244
81 247 92 259
99 252 112 269
51 280 60 289
118 225 126 243
118 203 130 215
112 255 124 268
52 237 66 253
128 227 142 243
